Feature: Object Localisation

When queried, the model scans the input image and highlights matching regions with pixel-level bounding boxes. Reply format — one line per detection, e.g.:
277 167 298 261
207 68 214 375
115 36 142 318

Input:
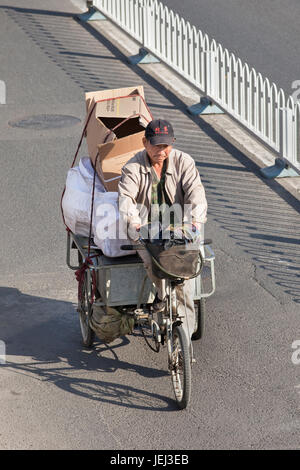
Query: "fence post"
202 35 209 97
277 89 285 160
297 104 300 167
140 0 147 48
0 80 6 104
144 0 155 51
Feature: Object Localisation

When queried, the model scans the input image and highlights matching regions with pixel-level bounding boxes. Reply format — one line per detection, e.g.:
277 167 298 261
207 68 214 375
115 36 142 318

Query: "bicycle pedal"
134 309 149 321
137 313 149 319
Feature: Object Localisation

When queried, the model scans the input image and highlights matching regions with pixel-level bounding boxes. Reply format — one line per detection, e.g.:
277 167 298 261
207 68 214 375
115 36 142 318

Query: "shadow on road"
0 287 174 411
198 163 300 303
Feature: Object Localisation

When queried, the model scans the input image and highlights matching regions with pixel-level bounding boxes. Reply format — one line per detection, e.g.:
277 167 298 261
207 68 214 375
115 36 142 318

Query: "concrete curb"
75 8 300 203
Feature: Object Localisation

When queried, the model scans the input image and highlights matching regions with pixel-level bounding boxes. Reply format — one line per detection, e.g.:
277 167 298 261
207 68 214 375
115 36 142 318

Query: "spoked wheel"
192 298 205 341
169 325 191 409
78 254 95 348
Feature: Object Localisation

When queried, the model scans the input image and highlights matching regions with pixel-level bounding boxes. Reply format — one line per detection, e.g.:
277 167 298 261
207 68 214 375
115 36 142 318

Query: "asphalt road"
0 0 300 450
162 0 300 99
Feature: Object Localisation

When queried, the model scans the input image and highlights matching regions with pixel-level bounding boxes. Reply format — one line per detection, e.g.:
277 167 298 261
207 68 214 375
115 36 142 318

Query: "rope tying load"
75 256 97 304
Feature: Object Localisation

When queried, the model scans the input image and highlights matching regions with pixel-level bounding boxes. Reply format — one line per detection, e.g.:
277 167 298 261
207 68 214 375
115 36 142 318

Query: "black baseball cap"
145 119 175 145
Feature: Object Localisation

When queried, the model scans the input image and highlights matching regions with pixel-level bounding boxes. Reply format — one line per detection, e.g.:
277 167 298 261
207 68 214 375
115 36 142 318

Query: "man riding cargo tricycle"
63 90 216 409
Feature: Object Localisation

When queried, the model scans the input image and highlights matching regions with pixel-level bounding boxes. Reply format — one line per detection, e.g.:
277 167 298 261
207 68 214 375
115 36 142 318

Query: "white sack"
93 192 135 257
62 158 106 237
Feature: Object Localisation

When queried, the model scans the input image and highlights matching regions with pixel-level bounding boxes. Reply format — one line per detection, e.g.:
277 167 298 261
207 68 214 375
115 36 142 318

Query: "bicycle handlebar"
120 238 212 251
120 244 141 250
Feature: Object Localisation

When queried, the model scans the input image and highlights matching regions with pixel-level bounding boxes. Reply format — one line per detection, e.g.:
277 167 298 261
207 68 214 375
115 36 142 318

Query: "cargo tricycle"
66 229 215 409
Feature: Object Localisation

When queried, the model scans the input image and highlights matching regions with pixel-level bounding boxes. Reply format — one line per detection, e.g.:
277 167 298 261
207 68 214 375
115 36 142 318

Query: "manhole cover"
8 114 81 130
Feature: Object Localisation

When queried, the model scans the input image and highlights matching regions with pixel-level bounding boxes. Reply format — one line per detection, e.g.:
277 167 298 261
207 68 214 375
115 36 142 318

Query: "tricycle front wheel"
169 325 191 409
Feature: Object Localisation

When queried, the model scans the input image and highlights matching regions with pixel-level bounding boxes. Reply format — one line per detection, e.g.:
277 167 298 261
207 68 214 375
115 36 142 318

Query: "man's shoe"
152 294 166 313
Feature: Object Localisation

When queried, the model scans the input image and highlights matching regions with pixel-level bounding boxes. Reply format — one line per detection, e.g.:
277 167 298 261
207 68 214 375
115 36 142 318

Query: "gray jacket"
118 148 207 233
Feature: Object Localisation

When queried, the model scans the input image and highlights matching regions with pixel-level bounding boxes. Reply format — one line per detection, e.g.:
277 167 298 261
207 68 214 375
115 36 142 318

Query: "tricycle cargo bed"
67 231 215 307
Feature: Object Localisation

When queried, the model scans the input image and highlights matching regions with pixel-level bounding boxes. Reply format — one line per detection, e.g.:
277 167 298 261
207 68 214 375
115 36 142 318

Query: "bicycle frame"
139 277 193 365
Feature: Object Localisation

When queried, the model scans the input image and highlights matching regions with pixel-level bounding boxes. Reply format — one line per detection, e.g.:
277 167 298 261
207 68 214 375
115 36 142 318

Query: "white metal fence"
92 0 300 171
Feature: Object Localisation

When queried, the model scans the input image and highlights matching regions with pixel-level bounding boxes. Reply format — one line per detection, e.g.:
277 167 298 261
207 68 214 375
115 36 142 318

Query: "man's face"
143 137 173 165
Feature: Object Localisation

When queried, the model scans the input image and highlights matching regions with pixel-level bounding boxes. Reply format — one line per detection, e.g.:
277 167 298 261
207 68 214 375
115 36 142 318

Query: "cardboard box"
84 86 152 190
97 131 145 192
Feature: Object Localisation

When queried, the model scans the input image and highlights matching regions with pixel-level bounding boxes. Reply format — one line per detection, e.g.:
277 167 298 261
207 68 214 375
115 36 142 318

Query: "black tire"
170 325 191 409
140 323 160 353
77 253 95 348
192 298 205 341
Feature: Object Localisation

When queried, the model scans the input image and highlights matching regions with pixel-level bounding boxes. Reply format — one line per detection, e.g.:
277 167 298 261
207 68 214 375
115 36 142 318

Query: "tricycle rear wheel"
192 298 205 340
78 253 95 348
